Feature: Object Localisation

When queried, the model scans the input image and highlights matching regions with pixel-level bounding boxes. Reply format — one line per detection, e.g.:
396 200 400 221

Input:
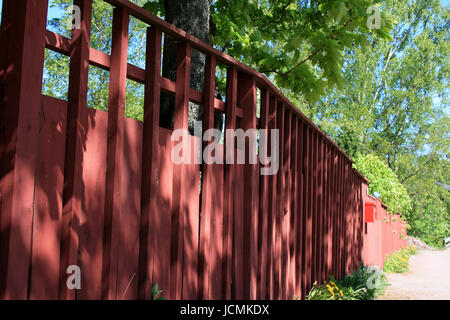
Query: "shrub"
383 245 416 274
353 154 411 215
306 265 388 300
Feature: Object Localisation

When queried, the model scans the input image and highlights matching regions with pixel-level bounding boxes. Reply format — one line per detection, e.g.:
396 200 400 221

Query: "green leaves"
142 0 165 17
152 283 166 300
353 154 412 215
211 0 395 104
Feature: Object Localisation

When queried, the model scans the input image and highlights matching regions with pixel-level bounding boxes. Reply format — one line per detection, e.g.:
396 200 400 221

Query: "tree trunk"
161 0 218 134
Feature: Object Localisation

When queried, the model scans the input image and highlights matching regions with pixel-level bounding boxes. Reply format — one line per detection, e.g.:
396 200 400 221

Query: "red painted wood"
101 7 129 300
282 109 291 299
77 108 108 300
323 142 328 281
317 135 323 284
170 42 191 300
30 96 67 299
183 136 201 299
257 88 270 300
154 128 174 298
295 119 304 298
223 66 237 299
310 132 318 285
304 127 313 294
238 72 258 300
59 0 93 300
198 55 216 300
138 25 162 300
266 94 277 299
289 116 298 298
0 0 49 300
326 144 333 278
274 101 284 299
117 117 142 300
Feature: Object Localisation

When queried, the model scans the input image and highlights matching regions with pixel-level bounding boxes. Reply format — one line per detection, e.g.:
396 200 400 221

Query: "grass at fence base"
305 265 388 300
383 245 417 274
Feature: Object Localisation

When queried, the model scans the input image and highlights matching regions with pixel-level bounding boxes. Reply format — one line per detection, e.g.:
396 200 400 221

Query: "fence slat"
101 7 129 300
295 119 304 298
289 116 298 299
223 66 237 299
170 42 191 300
238 72 258 300
198 55 216 300
274 101 284 299
257 88 270 300
0 0 49 300
139 25 162 300
59 0 94 301
266 94 278 299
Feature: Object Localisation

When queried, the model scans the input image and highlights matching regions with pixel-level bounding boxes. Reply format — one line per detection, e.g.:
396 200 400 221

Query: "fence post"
238 72 258 300
267 95 278 299
289 115 298 299
258 88 270 299
198 54 217 300
170 41 191 300
295 119 304 298
138 25 162 300
0 0 49 300
223 66 237 299
57 0 93 300
275 101 284 299
101 7 129 300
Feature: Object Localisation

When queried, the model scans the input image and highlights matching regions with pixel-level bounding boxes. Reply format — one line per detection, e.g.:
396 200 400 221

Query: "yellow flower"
340 290 343 297
327 285 335 297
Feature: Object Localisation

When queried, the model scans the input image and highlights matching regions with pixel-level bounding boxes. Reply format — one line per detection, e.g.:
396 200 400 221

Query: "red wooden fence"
0 0 404 300
361 188 408 269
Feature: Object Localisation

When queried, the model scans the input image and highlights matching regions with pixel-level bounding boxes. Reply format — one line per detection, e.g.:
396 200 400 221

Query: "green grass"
383 245 417 274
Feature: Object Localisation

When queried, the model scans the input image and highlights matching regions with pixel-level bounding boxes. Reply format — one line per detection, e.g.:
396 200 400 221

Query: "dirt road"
377 249 450 300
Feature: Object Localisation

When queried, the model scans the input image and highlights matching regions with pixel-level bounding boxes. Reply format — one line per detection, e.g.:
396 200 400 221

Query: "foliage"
383 245 417 274
353 153 412 215
306 266 388 300
308 0 449 247
211 0 395 103
151 283 166 300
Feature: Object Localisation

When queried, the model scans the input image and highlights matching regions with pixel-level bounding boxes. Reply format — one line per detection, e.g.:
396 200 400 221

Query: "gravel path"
377 249 450 300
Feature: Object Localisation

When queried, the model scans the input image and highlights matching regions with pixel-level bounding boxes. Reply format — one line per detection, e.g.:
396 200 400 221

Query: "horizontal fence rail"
0 0 405 300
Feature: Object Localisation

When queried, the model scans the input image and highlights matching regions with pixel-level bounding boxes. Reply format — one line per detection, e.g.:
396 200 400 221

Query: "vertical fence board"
239 72 258 300
289 116 298 299
0 0 49 300
295 119 304 298
170 42 191 300
266 95 277 299
199 55 216 300
257 88 270 300
183 136 201 299
223 66 237 299
58 0 93 301
102 7 129 299
138 25 162 300
31 96 67 299
274 101 284 299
